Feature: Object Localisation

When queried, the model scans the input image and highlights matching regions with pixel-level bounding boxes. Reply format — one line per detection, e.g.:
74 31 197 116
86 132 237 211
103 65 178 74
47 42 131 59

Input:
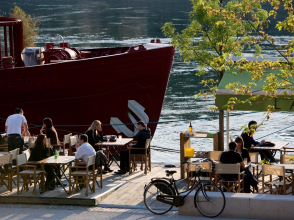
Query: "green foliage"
259 158 270 165
162 0 294 118
9 4 40 47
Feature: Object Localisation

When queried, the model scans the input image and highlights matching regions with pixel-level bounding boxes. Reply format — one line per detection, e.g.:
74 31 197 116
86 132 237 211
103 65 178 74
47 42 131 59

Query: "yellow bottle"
189 121 192 132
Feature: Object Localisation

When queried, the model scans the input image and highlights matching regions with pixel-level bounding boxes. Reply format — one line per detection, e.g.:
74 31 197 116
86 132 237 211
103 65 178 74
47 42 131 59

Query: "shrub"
9 4 40 47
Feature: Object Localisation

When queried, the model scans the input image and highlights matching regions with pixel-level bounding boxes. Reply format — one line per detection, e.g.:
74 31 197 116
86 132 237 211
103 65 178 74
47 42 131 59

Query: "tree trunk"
218 110 224 151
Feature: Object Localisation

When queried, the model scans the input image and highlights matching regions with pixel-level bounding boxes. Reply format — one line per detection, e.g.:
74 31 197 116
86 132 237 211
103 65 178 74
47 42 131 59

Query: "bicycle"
143 162 226 217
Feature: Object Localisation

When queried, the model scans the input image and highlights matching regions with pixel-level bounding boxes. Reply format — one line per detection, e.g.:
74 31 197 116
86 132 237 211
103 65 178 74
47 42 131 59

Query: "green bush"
9 4 40 47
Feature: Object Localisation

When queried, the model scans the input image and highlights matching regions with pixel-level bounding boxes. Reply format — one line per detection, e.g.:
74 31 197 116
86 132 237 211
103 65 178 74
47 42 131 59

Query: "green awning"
215 62 294 111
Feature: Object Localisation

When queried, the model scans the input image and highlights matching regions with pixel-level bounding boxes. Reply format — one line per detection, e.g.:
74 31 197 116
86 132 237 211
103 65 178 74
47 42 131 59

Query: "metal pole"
226 110 229 151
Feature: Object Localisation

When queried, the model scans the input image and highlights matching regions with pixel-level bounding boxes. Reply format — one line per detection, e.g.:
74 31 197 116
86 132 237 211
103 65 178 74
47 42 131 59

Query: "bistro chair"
215 163 244 193
16 153 44 195
280 154 294 182
69 135 78 156
0 154 13 191
69 154 96 196
249 152 260 179
22 149 31 161
128 139 151 175
187 162 213 189
209 151 223 161
9 148 19 186
262 164 293 195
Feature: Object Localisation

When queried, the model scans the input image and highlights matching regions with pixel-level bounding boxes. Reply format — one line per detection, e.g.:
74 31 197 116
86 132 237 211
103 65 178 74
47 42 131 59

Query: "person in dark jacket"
235 136 258 192
85 120 103 151
85 120 112 173
28 134 55 190
115 121 151 174
40 118 60 150
241 120 272 161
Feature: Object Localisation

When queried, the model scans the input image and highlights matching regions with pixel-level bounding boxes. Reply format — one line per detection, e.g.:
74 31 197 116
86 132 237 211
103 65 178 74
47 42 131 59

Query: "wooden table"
95 138 133 166
250 141 289 163
39 156 75 194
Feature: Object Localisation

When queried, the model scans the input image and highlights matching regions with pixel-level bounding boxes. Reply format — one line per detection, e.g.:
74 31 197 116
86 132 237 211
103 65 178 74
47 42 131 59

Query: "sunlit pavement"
0 204 262 220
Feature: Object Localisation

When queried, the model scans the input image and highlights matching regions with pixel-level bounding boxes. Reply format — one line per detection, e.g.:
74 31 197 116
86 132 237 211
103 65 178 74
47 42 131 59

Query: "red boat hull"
0 43 175 138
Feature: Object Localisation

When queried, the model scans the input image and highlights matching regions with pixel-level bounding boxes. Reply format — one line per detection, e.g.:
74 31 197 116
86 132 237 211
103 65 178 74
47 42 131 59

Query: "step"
178 192 294 220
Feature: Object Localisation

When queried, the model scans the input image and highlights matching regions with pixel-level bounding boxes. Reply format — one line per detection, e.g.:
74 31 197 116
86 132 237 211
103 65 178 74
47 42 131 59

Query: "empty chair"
215 163 244 193
262 164 293 195
16 153 44 195
187 162 213 189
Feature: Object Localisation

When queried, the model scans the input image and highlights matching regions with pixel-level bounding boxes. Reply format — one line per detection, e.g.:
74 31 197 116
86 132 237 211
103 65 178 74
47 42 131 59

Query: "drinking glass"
107 135 110 143
269 135 272 142
119 135 122 143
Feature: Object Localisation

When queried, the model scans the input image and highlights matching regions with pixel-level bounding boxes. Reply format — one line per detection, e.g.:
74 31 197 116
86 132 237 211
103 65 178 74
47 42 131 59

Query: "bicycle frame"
154 168 208 207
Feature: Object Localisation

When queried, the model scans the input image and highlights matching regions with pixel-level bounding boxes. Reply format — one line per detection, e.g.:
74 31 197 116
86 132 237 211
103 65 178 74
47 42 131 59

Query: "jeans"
8 135 25 154
244 168 258 193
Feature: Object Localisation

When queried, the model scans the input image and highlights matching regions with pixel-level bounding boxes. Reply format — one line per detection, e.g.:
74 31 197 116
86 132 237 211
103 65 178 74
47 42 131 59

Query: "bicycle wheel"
194 184 225 218
144 180 176 215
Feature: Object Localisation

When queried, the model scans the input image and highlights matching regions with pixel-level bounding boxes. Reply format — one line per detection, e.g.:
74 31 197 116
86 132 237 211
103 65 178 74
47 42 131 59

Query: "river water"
1 0 294 162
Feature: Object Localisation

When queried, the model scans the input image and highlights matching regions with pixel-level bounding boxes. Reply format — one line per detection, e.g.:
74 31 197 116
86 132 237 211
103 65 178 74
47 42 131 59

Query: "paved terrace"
1 162 294 220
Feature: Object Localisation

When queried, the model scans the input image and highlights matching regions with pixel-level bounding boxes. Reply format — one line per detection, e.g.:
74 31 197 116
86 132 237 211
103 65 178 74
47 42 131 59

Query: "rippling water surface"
1 0 294 162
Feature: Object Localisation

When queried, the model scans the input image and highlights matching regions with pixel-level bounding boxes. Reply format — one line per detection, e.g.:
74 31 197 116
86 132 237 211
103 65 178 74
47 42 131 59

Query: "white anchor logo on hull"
110 100 149 137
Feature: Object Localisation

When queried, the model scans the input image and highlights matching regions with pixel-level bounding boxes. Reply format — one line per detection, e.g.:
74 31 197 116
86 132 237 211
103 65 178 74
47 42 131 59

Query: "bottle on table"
189 121 192 133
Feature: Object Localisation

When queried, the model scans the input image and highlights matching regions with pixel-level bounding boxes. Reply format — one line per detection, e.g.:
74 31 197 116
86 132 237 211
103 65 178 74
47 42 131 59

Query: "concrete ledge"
178 192 294 220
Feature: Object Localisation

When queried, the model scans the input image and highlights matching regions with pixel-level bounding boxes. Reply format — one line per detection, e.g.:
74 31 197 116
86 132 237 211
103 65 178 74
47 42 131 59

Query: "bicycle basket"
154 182 173 195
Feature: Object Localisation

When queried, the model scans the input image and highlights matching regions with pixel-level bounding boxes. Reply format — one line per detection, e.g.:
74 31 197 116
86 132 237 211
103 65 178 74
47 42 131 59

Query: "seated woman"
85 120 103 151
85 120 112 173
235 136 258 192
40 118 60 152
28 134 55 190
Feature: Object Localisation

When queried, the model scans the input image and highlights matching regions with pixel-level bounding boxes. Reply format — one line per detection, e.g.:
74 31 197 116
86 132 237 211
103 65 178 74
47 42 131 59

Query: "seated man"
241 120 272 161
219 142 251 193
75 134 96 163
115 121 151 174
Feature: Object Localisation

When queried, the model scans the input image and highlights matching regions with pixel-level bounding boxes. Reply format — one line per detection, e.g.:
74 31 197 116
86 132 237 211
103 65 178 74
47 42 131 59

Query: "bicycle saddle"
165 170 177 175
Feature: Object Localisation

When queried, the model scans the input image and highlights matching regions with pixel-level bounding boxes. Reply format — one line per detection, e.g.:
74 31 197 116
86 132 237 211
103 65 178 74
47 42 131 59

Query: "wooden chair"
280 154 294 182
69 154 96 196
9 148 19 186
128 139 151 175
187 162 213 189
209 151 223 161
0 143 9 152
280 154 294 164
0 154 13 191
16 153 44 195
22 149 31 161
262 164 293 195
215 163 244 193
69 135 78 156
62 134 71 155
249 152 260 179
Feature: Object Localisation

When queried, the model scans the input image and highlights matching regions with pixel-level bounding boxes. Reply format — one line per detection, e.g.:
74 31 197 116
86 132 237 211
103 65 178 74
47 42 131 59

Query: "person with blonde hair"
85 120 112 173
85 120 103 151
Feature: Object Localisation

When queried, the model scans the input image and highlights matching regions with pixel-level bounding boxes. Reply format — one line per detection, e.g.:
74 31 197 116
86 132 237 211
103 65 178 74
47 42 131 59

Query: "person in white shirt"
75 134 96 163
5 108 29 153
